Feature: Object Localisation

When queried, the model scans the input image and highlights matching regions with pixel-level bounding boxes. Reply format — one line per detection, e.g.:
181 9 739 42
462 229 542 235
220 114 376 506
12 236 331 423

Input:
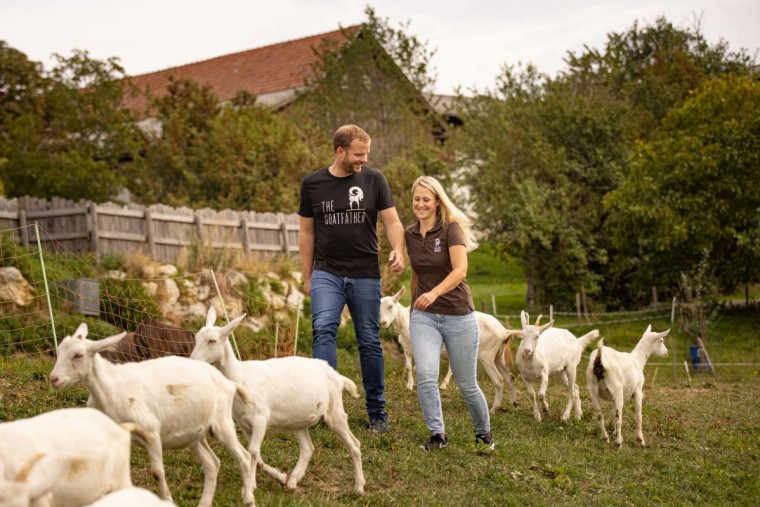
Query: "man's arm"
299 216 315 294
379 207 405 273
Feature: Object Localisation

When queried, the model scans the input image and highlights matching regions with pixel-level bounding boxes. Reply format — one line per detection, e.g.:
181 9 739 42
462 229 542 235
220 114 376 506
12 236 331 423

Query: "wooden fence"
0 196 300 262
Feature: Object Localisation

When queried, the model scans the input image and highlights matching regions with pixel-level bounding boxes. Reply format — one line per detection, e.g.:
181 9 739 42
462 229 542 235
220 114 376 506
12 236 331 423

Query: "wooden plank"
151 212 196 224
26 207 88 219
248 223 282 231
0 211 18 219
198 217 242 227
89 203 100 262
153 237 192 247
249 243 288 252
31 231 89 241
97 231 147 242
145 209 156 258
94 206 145 218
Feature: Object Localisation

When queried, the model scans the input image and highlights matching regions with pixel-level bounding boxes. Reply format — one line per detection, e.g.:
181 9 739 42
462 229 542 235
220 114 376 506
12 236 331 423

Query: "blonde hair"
412 176 479 252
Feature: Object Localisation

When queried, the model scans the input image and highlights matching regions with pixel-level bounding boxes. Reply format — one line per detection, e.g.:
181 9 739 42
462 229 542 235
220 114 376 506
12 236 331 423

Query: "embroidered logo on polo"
320 186 367 226
434 238 442 252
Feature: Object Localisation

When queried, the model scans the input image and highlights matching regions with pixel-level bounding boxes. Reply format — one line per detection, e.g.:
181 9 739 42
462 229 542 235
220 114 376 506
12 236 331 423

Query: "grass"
1 307 759 506
1 244 759 505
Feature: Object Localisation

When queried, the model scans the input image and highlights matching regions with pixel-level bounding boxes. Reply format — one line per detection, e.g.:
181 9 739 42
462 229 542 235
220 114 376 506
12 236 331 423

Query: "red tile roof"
122 26 358 115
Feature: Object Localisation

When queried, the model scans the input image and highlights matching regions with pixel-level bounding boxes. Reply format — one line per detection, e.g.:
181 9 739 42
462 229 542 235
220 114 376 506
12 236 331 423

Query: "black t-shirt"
298 167 395 278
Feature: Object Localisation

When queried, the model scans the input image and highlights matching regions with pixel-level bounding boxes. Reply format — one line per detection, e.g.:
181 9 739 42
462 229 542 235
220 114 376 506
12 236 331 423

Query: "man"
298 125 405 433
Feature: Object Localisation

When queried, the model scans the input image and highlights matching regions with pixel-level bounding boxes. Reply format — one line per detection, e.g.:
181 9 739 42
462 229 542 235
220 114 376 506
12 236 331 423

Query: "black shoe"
421 433 448 452
474 431 495 452
368 412 388 433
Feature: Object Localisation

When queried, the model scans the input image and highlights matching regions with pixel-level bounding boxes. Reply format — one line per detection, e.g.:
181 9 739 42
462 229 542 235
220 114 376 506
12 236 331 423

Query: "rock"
106 270 126 280
158 264 178 278
0 267 34 306
156 279 180 306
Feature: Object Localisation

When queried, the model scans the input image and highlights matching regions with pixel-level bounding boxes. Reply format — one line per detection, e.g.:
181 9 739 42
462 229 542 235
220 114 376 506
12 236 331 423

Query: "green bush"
99 278 161 331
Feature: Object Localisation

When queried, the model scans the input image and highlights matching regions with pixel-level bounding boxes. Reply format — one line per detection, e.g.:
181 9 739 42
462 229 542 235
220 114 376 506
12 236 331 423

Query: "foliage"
99 278 161 332
604 74 760 301
131 82 321 211
453 16 755 309
0 44 139 201
565 16 753 128
2 305 760 505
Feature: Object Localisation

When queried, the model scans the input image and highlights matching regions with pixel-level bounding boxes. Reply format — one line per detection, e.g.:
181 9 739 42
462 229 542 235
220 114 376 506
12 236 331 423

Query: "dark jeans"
310 269 386 415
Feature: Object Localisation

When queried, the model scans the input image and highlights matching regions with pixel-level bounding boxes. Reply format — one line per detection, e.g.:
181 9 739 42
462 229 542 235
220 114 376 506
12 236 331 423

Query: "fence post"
145 209 155 258
491 294 497 316
194 212 204 243
652 286 658 306
549 304 553 322
671 296 677 324
19 209 29 247
210 268 242 361
240 218 251 254
89 203 100 262
576 292 582 324
278 213 290 253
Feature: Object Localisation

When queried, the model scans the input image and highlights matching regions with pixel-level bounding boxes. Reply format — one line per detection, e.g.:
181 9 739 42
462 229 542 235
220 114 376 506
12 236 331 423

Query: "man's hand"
303 276 311 295
388 249 405 273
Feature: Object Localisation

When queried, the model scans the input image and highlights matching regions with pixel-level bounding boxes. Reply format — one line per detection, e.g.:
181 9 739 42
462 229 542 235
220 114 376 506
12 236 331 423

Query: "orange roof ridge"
122 24 361 115
128 24 361 79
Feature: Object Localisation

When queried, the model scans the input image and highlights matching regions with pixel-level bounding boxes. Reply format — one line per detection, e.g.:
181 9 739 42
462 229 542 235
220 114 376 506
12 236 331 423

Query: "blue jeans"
410 309 490 435
310 269 385 415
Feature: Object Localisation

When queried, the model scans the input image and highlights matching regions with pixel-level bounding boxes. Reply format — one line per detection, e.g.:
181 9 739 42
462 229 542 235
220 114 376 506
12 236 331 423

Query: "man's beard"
341 159 361 174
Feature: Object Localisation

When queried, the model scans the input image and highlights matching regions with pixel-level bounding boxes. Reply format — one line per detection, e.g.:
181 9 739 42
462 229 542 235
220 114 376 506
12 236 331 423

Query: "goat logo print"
348 187 364 210
434 238 441 253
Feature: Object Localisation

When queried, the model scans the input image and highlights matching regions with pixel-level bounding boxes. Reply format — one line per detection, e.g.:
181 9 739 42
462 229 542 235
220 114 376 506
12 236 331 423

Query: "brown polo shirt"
405 219 475 316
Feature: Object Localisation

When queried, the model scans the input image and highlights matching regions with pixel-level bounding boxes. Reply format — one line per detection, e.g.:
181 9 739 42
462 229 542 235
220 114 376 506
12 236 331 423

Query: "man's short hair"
333 125 370 152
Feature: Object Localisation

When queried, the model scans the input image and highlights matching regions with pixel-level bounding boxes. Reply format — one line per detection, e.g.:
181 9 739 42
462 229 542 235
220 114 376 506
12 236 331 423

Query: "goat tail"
120 422 157 448
577 329 600 350
234 384 254 406
340 375 360 399
592 338 606 382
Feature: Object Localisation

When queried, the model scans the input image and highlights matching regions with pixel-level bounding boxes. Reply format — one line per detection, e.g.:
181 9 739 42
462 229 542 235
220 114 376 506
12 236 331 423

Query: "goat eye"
208 339 216 345
73 352 84 359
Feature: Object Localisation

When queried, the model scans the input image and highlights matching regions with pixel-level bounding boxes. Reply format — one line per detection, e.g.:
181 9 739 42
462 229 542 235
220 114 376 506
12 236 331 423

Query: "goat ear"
73 323 88 340
205 307 217 328
645 324 652 334
393 286 405 302
521 311 529 328
221 313 247 336
534 314 543 326
91 332 127 353
658 328 670 339
505 329 523 340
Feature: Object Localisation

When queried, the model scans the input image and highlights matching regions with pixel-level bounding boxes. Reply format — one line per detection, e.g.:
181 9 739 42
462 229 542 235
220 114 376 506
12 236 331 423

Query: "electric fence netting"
1 224 305 361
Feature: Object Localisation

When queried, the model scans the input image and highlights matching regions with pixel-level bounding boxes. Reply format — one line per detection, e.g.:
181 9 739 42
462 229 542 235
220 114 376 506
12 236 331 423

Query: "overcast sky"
2 0 758 95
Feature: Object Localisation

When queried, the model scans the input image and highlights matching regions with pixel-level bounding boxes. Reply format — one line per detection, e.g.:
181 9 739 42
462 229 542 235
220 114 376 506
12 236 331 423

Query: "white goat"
586 325 669 446
379 286 519 412
514 311 599 421
84 488 176 507
49 324 255 507
0 454 68 507
0 407 138 507
191 307 365 495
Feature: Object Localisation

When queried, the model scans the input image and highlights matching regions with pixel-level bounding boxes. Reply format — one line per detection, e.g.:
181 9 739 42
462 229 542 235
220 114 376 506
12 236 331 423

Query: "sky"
2 0 758 95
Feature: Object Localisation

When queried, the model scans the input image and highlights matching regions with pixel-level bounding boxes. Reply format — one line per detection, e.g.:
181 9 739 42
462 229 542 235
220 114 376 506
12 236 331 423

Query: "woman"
405 175 494 452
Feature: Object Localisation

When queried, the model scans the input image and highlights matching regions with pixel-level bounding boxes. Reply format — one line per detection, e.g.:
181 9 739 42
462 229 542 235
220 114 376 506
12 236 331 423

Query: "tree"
604 74 760 301
0 45 139 201
133 82 321 211
565 16 752 134
451 65 605 308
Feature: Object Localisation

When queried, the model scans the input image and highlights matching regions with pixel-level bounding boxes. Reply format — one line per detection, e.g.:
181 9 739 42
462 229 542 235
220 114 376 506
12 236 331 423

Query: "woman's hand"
413 290 439 311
